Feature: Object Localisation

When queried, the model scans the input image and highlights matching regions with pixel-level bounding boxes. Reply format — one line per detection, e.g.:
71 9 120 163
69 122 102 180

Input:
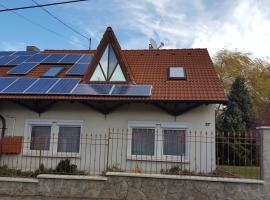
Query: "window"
163 129 185 156
90 44 126 82
57 126 81 153
128 121 188 162
131 128 155 156
168 67 186 79
24 120 83 157
30 126 51 151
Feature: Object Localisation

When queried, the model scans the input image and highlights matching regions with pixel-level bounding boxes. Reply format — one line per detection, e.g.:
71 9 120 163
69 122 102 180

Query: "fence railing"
0 129 261 179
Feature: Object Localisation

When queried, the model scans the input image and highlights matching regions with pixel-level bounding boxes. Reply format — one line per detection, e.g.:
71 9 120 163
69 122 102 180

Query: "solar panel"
12 51 39 56
25 78 59 94
25 53 49 63
0 51 15 56
0 77 18 92
58 54 82 63
3 78 38 93
77 54 93 63
0 56 18 65
42 54 66 63
111 85 152 96
42 67 64 77
72 84 113 95
6 55 32 65
47 78 80 94
66 63 89 75
7 62 39 74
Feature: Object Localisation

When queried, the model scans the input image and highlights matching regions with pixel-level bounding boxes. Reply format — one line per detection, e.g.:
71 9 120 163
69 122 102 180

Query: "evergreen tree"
217 76 253 133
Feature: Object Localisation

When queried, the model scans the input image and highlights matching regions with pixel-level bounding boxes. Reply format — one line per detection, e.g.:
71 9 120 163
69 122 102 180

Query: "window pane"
108 44 118 78
90 64 106 81
110 64 126 81
30 126 51 151
99 45 109 76
57 126 81 153
131 128 155 156
163 129 185 156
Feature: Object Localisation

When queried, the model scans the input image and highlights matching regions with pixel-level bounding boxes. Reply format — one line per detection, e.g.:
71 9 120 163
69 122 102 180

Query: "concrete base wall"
0 175 265 200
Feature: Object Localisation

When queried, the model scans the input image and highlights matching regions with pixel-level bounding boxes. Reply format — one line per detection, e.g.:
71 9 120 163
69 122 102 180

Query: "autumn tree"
213 49 270 126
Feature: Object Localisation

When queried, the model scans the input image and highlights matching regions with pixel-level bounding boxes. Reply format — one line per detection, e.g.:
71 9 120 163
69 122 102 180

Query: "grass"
217 165 260 179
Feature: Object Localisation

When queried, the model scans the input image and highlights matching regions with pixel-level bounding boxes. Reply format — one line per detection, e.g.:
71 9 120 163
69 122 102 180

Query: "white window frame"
23 119 84 158
127 121 189 162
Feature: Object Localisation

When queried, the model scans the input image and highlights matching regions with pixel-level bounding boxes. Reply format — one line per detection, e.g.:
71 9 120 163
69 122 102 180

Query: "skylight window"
42 67 63 77
168 67 186 80
90 44 126 82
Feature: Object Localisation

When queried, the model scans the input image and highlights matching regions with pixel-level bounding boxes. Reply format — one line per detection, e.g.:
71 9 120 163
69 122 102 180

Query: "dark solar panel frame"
58 54 82 64
0 51 15 56
7 62 39 74
6 55 32 65
3 78 38 93
25 53 50 63
77 54 93 64
72 84 113 95
66 63 89 75
24 78 60 94
12 51 39 56
42 54 66 63
47 78 80 94
0 56 19 65
111 85 152 96
0 77 18 92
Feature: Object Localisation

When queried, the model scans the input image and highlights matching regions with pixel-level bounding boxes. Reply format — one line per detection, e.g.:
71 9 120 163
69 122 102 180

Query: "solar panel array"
72 84 152 96
0 51 93 76
0 77 152 96
0 77 80 94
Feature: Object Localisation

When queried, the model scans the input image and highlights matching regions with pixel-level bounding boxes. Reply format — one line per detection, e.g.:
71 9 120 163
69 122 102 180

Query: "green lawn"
217 165 260 179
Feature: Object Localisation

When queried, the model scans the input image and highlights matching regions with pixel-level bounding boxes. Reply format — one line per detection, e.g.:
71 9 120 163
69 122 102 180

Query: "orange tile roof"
0 48 227 102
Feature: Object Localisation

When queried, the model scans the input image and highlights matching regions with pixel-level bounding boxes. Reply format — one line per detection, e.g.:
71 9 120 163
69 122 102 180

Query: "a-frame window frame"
90 43 127 83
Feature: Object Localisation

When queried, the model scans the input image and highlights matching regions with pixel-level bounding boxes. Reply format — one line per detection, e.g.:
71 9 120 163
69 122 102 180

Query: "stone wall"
0 175 265 200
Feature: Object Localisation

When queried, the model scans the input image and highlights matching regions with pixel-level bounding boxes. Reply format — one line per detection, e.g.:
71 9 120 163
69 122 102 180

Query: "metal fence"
0 129 261 179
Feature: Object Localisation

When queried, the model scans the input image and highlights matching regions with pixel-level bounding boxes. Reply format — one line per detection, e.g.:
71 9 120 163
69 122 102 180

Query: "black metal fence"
0 129 261 179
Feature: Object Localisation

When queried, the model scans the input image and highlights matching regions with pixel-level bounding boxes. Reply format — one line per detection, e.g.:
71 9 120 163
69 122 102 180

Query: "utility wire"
31 0 89 40
0 3 66 39
0 0 88 13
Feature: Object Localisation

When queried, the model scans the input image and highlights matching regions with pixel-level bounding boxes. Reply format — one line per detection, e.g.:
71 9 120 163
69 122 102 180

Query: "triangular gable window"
90 44 126 82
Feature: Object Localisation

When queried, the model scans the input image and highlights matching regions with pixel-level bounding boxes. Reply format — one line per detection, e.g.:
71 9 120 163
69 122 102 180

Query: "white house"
0 27 227 175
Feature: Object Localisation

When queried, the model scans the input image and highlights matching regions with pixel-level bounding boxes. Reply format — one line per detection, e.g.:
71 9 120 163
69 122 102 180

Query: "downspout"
0 114 6 162
0 114 6 138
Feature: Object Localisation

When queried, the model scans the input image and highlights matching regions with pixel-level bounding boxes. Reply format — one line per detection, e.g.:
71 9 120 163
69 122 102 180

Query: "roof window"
168 67 186 80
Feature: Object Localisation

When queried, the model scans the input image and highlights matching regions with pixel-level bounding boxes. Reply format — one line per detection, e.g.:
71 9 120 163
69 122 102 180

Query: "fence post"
256 126 270 181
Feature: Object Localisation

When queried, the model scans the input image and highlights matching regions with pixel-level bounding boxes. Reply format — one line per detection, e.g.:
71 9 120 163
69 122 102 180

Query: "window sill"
127 155 189 163
22 151 81 158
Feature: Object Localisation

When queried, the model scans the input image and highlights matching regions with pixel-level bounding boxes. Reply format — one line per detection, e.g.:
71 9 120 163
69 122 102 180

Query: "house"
0 27 227 175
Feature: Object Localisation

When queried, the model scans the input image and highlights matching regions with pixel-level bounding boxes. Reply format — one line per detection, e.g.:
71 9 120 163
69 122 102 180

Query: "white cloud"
114 0 270 58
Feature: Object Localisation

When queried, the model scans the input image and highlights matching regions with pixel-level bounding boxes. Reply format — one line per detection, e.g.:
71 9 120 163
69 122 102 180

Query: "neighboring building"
0 27 227 174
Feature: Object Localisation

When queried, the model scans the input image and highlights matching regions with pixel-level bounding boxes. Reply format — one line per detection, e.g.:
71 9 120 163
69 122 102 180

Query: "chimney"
26 46 40 52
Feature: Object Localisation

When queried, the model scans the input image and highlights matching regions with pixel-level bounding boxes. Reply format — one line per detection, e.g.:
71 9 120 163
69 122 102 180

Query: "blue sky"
0 0 269 58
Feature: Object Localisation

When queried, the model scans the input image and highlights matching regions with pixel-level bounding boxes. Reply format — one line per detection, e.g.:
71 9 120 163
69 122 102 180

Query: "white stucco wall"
0 101 217 174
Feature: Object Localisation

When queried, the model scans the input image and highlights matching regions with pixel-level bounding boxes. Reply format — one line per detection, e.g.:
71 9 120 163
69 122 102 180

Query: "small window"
57 126 81 153
131 128 155 156
163 129 185 156
168 67 186 79
42 67 64 77
30 125 51 151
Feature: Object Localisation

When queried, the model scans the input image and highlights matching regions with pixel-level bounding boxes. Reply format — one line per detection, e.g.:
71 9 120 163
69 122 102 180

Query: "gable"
82 27 135 84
